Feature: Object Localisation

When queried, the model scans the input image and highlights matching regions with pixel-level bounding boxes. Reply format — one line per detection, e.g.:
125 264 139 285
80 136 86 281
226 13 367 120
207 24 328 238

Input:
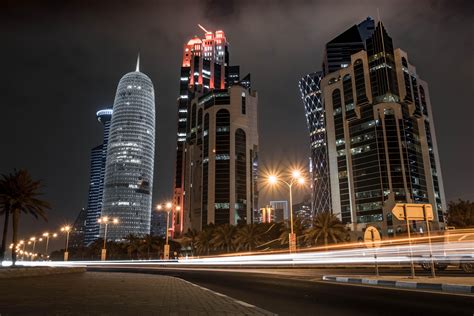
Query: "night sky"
1 0 473 245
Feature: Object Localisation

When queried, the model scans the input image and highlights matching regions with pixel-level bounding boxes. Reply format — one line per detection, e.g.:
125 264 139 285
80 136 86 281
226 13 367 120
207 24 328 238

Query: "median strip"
322 275 474 295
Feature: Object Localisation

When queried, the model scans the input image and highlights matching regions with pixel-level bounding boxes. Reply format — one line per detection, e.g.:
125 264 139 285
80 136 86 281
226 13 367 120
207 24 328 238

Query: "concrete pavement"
0 272 274 315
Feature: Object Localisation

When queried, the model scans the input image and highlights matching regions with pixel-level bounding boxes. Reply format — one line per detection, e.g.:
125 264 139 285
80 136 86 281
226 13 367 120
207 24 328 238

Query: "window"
241 92 246 115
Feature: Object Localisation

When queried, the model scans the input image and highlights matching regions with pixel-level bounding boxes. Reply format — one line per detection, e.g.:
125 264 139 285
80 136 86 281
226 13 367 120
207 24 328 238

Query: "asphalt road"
89 266 474 316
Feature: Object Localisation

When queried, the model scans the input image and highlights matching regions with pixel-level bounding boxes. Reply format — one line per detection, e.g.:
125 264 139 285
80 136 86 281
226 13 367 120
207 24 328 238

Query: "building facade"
172 28 230 235
269 200 289 223
184 85 259 231
84 108 112 245
300 18 376 217
173 27 258 233
100 58 156 240
319 21 446 236
70 207 87 248
299 72 332 215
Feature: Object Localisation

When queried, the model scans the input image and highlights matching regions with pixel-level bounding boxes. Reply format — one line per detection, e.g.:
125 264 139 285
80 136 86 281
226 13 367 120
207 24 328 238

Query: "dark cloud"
0 0 472 247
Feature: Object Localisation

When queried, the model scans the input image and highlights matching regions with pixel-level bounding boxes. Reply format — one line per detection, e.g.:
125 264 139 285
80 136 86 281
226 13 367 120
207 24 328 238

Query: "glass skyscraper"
84 108 112 245
298 72 332 214
101 58 156 240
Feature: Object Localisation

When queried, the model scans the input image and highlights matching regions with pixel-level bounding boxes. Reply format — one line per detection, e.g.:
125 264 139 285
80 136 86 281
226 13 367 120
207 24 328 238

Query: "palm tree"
195 228 214 256
278 217 308 247
123 234 140 259
304 211 346 248
182 228 199 255
140 234 159 259
211 224 236 253
234 224 263 252
0 173 13 261
0 170 51 264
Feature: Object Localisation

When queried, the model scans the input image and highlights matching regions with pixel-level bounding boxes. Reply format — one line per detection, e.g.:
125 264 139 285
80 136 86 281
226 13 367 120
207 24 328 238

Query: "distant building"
270 201 289 223
84 108 112 245
101 57 156 240
318 21 446 236
150 211 167 237
293 196 313 223
70 207 87 248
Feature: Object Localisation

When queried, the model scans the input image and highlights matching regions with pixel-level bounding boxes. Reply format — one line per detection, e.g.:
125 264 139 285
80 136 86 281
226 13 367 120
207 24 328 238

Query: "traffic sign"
364 226 381 248
391 203 434 221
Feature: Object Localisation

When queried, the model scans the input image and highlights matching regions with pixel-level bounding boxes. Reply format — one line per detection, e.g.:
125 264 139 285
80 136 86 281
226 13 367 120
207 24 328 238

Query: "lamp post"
98 217 118 261
29 237 37 261
60 226 71 261
157 202 179 260
268 170 305 253
42 233 57 260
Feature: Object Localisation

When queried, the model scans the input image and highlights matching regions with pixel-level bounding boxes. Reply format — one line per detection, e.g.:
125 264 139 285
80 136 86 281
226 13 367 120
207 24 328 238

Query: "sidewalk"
322 275 474 295
0 272 274 315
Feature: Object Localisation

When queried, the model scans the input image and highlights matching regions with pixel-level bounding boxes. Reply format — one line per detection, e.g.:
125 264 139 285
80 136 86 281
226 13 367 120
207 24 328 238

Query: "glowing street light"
60 225 72 261
42 232 57 259
97 217 118 261
156 202 179 260
29 237 38 261
267 169 306 253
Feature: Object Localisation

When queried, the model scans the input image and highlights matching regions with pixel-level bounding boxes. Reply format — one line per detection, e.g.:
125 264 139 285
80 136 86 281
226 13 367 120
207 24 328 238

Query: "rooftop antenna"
135 53 140 72
198 24 209 33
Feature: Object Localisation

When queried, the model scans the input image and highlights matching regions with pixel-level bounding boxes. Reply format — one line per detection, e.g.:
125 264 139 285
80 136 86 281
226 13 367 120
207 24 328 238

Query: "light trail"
3 240 473 268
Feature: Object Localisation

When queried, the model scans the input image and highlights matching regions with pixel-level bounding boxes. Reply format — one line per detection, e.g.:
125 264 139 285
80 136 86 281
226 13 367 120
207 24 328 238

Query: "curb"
322 275 474 295
0 267 86 279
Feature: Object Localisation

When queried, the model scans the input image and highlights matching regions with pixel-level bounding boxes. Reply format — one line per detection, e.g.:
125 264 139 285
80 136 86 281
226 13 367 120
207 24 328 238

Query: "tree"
446 199 474 228
304 211 346 248
234 224 263 252
195 227 214 256
211 224 236 253
123 234 140 259
182 228 199 255
0 173 14 261
278 217 308 247
140 234 160 259
0 170 51 265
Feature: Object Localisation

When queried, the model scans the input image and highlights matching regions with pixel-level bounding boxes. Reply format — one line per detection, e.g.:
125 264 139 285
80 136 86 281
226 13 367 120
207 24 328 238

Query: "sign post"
364 226 381 277
392 203 435 278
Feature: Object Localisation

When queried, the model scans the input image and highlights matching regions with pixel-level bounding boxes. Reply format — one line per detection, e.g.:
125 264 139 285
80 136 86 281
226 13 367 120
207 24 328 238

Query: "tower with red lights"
172 26 258 235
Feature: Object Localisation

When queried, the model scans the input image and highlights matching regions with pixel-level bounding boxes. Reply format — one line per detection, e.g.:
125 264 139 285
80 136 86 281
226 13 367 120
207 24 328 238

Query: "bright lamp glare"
166 202 172 209
292 170 301 179
268 175 277 184
298 177 305 184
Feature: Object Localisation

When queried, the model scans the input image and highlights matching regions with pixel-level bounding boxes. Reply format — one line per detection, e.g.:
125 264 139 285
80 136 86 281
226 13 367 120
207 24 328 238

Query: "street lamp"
60 226 71 261
98 217 118 261
157 202 179 260
42 233 57 260
267 169 306 253
29 237 37 261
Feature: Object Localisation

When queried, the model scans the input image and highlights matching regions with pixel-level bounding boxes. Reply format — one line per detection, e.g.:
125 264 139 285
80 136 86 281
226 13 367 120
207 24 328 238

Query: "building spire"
135 53 140 72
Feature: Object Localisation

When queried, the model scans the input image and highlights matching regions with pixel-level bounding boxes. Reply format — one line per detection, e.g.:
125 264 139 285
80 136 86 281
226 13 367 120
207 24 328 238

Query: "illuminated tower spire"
135 53 140 72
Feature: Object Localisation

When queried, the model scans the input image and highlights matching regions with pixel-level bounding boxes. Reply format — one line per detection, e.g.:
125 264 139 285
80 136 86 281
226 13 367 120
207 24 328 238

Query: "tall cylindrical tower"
101 58 155 240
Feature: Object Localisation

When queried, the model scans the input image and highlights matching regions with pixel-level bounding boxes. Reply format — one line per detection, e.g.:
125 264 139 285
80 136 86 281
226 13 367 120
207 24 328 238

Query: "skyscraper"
84 108 112 245
173 27 229 235
322 17 375 76
318 21 446 236
299 72 332 215
101 57 156 240
70 207 87 248
174 27 259 232
301 18 375 217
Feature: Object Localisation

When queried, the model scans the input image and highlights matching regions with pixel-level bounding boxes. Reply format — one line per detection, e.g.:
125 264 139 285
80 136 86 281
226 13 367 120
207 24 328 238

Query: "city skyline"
0 1 472 238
